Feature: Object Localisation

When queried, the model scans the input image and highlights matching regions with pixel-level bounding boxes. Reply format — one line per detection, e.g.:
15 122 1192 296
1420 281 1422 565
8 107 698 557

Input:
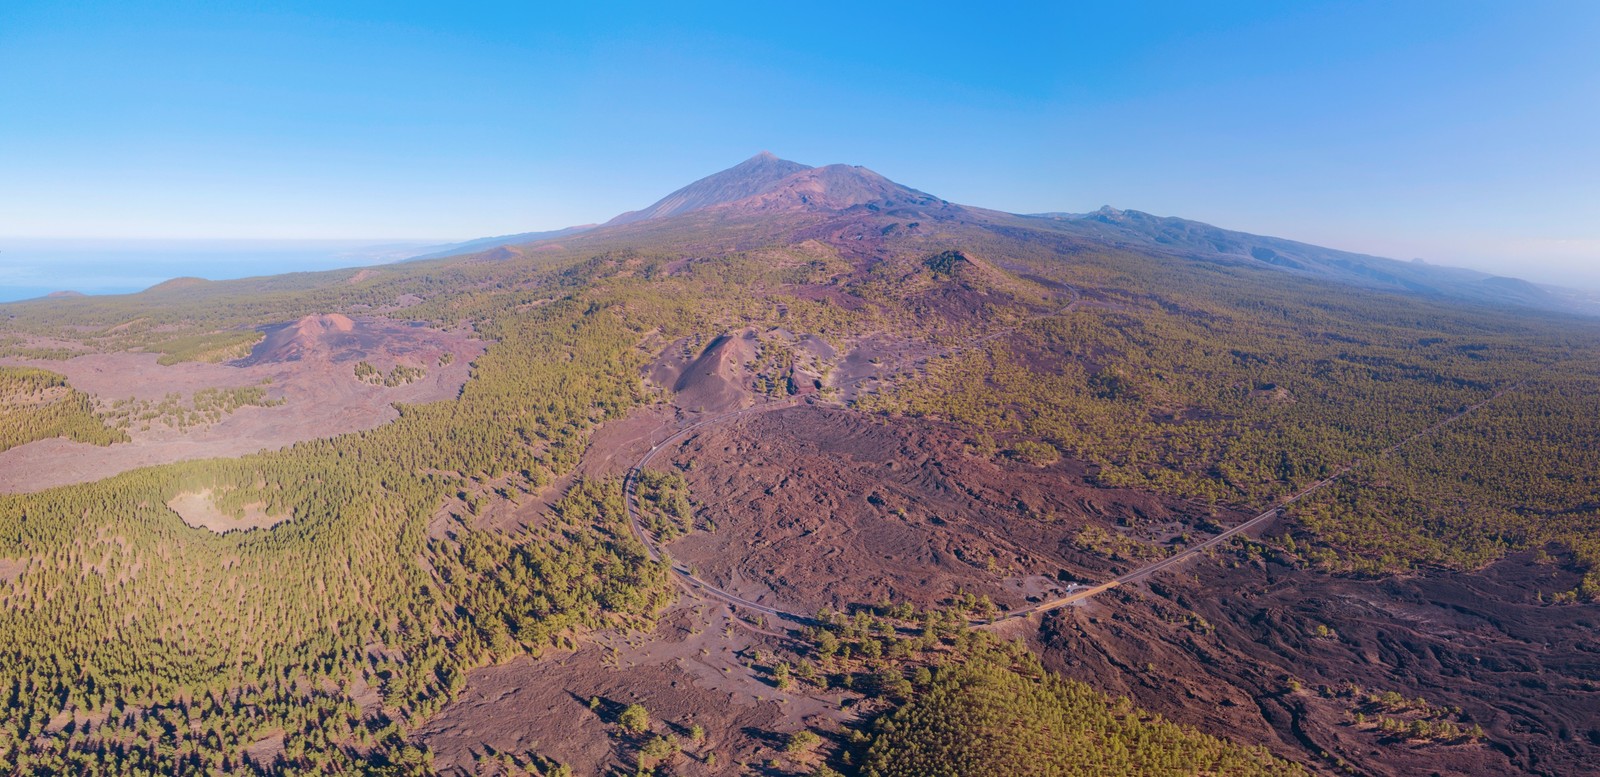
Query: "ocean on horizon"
0 239 443 303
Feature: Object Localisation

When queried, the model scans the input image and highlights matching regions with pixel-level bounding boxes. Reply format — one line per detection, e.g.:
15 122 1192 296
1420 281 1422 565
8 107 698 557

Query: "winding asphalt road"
620 288 1526 628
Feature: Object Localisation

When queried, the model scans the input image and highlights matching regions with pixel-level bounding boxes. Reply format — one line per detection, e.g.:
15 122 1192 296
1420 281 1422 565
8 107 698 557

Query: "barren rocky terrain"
662 404 1217 614
420 603 846 776
610 398 1600 776
1039 549 1600 776
0 315 482 492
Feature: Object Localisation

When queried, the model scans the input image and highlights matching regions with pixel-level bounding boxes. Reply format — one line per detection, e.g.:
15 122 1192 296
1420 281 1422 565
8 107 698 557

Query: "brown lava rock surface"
1037 549 1600 777
662 403 1227 615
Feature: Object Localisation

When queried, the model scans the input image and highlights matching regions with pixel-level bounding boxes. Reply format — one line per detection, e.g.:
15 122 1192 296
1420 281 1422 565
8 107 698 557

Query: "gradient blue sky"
2 1 1597 285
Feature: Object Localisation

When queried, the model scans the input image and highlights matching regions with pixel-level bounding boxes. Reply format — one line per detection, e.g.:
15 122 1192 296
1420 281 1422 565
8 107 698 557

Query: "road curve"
624 396 812 625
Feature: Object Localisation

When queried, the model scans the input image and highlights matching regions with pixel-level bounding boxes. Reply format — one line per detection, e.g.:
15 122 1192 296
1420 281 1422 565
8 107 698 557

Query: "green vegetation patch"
860 242 1600 596
148 330 264 365
100 384 284 431
635 469 699 541
0 366 126 452
355 360 427 387
922 249 972 277
776 600 1293 776
858 643 1298 777
1289 355 1600 597
1005 439 1059 466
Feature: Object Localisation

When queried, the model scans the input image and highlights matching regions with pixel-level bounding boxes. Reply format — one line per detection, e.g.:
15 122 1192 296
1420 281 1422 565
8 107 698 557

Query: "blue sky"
1 1 1597 286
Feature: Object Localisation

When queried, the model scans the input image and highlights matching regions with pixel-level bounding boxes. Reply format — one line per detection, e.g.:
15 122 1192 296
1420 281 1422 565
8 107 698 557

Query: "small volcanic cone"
238 314 359 365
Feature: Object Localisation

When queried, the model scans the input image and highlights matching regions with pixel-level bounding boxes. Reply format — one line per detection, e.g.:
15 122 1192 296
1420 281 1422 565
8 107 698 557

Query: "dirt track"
430 278 1593 775
1010 376 1536 618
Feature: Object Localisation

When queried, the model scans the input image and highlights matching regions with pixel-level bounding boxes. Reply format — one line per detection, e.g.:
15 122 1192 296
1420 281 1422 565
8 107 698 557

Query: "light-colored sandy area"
167 489 288 533
0 316 485 493
0 557 26 583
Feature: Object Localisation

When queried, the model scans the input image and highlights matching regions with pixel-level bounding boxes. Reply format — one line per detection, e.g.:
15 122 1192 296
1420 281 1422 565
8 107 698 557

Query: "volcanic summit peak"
604 152 814 226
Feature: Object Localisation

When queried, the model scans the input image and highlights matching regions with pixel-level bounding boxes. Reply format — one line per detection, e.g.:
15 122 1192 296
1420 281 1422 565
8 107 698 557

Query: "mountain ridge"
407 153 1590 316
1027 207 1575 312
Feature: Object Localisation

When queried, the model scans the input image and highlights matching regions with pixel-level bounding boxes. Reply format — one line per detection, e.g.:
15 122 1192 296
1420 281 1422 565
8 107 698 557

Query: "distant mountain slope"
405 153 952 261
402 152 813 261
604 151 812 226
709 162 949 215
405 225 595 262
413 153 1591 316
1030 207 1576 312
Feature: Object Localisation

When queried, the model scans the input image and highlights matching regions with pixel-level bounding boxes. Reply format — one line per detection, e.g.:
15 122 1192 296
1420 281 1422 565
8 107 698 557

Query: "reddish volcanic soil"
659 403 1229 615
630 399 1600 775
649 329 759 415
424 302 1599 777
418 602 850 776
0 315 483 492
1036 548 1600 777
417 394 1600 776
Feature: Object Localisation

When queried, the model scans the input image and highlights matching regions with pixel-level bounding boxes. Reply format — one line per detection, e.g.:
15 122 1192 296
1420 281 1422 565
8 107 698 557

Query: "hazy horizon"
0 238 441 302
2 1 1596 294
6 193 1600 301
